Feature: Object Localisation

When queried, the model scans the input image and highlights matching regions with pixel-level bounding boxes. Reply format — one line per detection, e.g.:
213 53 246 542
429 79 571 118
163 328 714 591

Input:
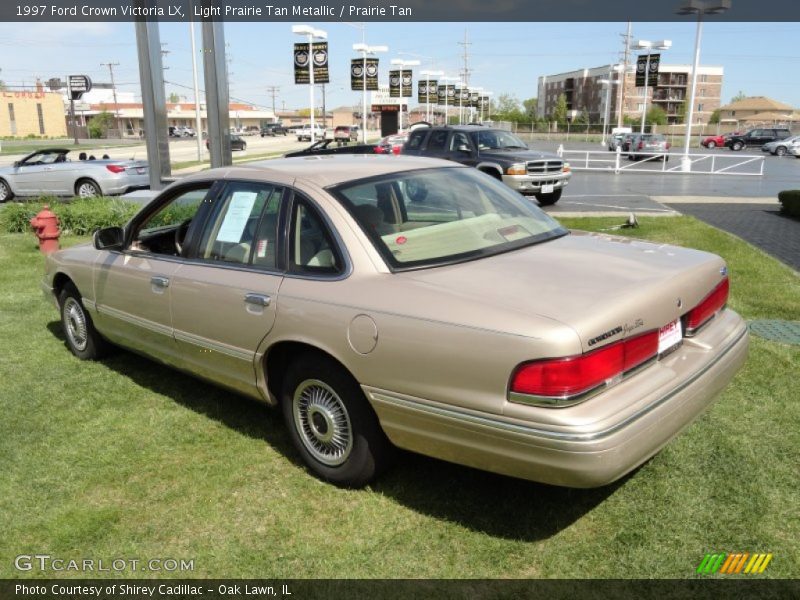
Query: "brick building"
0 88 67 138
537 63 723 126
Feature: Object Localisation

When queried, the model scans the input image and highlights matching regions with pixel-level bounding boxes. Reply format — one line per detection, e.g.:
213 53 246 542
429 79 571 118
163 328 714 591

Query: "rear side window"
406 130 426 150
289 199 343 275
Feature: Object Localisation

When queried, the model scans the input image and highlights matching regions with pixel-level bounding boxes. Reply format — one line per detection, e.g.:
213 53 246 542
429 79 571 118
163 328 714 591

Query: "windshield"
331 167 567 270
470 130 529 150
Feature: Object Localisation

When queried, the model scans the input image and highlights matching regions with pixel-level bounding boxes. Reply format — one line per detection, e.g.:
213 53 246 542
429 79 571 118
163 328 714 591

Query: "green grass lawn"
0 216 798 580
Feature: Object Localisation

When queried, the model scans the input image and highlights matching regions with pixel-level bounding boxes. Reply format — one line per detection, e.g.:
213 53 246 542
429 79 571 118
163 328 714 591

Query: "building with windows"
537 63 723 126
0 88 67 138
717 96 798 127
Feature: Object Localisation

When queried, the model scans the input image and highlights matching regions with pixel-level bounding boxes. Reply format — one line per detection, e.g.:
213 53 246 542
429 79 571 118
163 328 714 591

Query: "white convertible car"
0 148 149 202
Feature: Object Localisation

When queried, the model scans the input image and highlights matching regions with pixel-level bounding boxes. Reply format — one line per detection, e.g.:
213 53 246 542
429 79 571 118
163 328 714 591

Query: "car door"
446 131 477 166
93 183 215 367
10 153 54 195
422 129 451 160
169 180 288 397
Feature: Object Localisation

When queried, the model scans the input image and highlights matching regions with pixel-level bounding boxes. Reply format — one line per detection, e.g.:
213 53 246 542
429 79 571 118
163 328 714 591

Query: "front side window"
197 182 283 267
471 130 528 150
332 167 567 270
130 186 211 256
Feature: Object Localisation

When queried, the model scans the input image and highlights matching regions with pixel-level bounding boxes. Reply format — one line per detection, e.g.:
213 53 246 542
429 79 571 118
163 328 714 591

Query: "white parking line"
561 201 676 213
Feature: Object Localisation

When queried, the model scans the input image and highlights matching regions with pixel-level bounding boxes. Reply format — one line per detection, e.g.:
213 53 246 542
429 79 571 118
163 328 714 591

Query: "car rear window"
331 167 567 270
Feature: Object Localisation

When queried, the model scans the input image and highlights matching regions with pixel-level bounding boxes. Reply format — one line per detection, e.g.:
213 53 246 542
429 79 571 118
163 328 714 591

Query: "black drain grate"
748 320 800 346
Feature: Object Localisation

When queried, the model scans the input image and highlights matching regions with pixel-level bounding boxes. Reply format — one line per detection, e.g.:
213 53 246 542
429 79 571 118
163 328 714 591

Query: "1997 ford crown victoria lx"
42 155 748 487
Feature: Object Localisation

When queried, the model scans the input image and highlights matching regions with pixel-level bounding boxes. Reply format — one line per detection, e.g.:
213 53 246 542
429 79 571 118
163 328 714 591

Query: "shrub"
777 190 800 219
0 197 139 236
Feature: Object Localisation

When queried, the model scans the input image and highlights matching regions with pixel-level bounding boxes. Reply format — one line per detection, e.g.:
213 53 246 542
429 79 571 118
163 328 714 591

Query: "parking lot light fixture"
391 59 420 133
420 69 444 123
677 0 731 172
353 43 388 143
634 39 672 135
293 25 327 143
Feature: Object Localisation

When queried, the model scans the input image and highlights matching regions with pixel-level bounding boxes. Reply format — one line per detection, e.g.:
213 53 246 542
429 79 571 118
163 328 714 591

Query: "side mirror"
13 161 20 168
93 226 124 250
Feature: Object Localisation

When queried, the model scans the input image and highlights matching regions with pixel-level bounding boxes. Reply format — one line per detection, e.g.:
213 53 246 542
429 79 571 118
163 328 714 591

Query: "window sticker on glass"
216 191 258 243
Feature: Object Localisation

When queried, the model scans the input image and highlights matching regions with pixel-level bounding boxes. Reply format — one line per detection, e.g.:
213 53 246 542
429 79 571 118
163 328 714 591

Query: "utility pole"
457 28 472 124
100 62 121 137
320 84 326 128
266 85 280 121
617 21 632 129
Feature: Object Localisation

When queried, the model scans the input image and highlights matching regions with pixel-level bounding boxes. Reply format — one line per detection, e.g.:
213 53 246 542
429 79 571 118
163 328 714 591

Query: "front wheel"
535 188 562 206
707 141 716 148
731 141 744 151
59 283 110 360
775 146 787 156
0 178 13 203
281 353 393 487
75 179 101 198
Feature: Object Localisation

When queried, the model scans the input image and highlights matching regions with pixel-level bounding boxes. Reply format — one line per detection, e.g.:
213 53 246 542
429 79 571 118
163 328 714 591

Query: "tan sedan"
42 156 748 488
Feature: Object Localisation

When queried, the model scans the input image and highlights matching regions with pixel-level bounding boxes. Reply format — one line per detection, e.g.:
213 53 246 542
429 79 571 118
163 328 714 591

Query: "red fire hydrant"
30 205 61 254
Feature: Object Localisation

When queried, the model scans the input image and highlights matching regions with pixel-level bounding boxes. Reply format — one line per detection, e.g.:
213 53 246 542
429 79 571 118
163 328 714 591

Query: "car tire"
731 141 743 151
775 146 787 156
535 188 562 206
707 141 716 148
59 282 111 360
75 179 101 198
0 178 13 203
281 352 393 488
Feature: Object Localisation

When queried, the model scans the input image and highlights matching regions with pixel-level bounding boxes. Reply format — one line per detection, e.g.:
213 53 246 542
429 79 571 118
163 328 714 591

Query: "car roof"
185 155 461 187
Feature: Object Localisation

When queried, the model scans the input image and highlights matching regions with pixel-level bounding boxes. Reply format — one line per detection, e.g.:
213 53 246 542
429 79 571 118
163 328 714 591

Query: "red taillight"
510 330 658 399
685 278 729 334
666 142 671 149
106 164 126 174
637 141 644 150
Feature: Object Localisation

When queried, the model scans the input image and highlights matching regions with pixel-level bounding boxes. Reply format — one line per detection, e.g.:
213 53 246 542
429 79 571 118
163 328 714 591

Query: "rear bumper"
367 310 748 487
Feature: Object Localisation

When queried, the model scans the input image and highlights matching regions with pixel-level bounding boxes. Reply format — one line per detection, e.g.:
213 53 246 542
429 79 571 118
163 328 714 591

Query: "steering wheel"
174 219 192 255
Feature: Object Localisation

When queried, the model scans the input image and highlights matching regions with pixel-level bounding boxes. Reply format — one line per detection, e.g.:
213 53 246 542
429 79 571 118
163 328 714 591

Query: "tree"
551 93 568 125
88 111 114 139
646 105 667 126
168 92 180 103
708 109 721 124
494 93 521 115
522 97 538 120
0 80 6 91
730 91 747 104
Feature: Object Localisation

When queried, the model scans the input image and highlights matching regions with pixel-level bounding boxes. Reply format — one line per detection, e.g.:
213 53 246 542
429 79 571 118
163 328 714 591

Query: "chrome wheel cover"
293 379 353 467
0 181 8 201
63 297 88 352
77 182 99 198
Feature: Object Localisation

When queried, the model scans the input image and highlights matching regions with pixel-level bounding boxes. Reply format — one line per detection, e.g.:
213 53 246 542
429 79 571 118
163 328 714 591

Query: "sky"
0 21 798 112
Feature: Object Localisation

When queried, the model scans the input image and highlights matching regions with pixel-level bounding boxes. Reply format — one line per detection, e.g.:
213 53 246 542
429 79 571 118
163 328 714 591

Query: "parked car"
761 135 800 156
169 126 195 138
627 133 671 161
607 133 627 151
725 128 792 151
701 134 728 148
205 135 247 151
0 149 149 202
283 139 377 158
297 124 327 142
42 155 748 488
261 123 288 137
334 125 359 143
620 133 637 152
402 125 570 205
375 134 408 155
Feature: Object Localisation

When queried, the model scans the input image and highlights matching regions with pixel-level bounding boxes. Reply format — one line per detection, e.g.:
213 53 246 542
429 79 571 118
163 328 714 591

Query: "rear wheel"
281 353 392 487
59 282 110 360
731 141 743 151
0 178 13 203
775 146 787 156
707 140 716 148
75 179 101 198
535 188 562 206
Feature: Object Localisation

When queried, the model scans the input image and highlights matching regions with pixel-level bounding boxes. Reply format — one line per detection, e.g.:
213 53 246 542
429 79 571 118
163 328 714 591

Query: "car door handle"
244 293 271 307
150 276 170 288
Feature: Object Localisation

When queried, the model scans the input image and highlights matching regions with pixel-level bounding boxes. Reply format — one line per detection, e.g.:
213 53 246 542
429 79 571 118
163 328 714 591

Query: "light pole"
420 69 443 123
634 39 671 135
391 58 419 133
599 65 622 146
677 0 731 171
353 42 387 143
293 25 327 143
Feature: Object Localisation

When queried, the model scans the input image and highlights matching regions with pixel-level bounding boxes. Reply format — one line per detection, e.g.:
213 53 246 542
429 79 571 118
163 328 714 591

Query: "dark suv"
725 128 791 151
261 123 287 137
402 125 570 205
